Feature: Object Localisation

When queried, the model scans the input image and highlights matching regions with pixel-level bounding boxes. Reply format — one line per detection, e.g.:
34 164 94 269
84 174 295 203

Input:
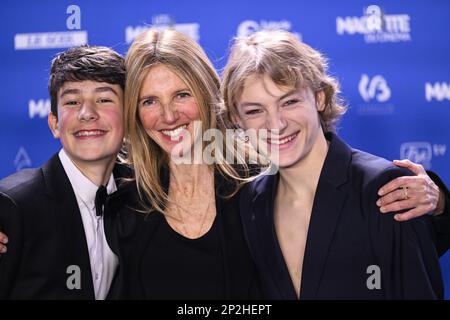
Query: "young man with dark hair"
0 46 125 299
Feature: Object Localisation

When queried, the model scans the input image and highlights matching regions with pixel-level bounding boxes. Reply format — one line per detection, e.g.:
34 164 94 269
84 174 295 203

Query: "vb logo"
359 74 391 102
66 265 81 290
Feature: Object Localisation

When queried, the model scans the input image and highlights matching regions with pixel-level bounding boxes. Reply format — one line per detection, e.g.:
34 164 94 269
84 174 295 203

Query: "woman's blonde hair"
124 29 250 213
221 29 347 133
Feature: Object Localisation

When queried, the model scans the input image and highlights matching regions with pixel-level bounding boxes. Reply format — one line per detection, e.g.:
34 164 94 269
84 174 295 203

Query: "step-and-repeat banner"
1 0 449 297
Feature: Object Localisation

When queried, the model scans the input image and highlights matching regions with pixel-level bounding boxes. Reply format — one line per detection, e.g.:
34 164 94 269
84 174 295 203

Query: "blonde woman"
108 29 261 299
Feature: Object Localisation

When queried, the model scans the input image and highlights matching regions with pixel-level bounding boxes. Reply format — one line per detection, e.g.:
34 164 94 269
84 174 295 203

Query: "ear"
48 112 60 138
316 90 326 112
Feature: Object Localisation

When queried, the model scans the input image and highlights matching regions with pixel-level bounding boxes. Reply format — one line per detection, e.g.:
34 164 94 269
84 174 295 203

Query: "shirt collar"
58 149 117 211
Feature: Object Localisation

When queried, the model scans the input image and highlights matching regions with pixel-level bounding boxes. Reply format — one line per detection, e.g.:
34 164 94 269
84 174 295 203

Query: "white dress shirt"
59 149 119 300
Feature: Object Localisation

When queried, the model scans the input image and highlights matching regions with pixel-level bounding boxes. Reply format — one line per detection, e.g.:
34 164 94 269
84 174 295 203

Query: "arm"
0 192 24 299
376 160 450 256
426 170 450 257
370 169 444 299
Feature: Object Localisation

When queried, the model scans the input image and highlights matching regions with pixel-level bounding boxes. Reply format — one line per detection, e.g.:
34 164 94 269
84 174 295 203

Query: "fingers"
393 159 426 175
378 176 419 196
0 243 6 253
0 233 8 245
378 188 416 208
378 198 417 213
394 203 435 222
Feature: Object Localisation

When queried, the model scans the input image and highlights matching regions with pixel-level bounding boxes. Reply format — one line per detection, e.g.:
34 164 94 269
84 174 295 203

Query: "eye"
283 99 300 107
97 98 113 104
64 100 79 106
141 98 157 107
176 91 192 99
245 109 263 115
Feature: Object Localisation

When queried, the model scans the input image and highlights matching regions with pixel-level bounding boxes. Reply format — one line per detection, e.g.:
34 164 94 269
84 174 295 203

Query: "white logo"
237 19 302 39
29 99 51 119
125 15 199 44
14 6 87 50
400 142 447 169
14 31 88 50
66 265 81 290
359 74 391 102
366 265 381 290
425 82 450 102
14 147 32 171
336 5 411 43
66 5 81 30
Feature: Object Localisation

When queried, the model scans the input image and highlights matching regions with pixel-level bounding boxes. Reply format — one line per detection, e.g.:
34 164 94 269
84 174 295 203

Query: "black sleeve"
427 170 450 256
370 168 444 299
0 192 24 299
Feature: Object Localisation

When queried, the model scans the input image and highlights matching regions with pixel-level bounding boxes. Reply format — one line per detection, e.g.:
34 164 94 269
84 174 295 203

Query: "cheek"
104 109 124 134
56 109 76 132
139 109 159 130
181 101 201 121
241 117 266 130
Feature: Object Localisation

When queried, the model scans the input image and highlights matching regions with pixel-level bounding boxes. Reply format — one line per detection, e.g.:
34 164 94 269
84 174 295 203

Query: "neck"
278 132 329 200
69 155 116 187
168 162 214 192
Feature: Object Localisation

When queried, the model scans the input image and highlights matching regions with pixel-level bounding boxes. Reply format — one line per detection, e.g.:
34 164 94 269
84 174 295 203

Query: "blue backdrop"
0 0 449 298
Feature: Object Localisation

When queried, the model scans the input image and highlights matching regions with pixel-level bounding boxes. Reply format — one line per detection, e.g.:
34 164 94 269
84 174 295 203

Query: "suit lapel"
299 180 347 299
42 154 95 299
251 175 298 299
300 133 351 299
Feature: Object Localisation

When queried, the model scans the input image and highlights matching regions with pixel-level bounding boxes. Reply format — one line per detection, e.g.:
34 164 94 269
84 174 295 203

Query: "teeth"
268 133 297 145
75 130 105 137
161 124 187 137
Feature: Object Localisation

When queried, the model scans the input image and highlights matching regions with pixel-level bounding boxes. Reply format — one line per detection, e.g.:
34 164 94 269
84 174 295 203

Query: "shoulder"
349 148 414 189
0 168 45 204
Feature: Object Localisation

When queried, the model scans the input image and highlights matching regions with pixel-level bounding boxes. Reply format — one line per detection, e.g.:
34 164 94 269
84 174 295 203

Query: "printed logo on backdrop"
14 147 32 171
237 19 302 39
425 82 450 102
400 142 446 169
126 14 200 44
336 5 411 43
29 99 51 119
14 5 87 50
357 74 394 115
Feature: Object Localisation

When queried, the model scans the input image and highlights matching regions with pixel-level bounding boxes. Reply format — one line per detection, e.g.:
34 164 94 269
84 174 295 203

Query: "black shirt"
143 212 225 299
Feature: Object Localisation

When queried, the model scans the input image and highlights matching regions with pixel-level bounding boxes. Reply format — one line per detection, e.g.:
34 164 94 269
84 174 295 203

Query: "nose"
161 102 179 124
78 100 99 122
266 110 287 135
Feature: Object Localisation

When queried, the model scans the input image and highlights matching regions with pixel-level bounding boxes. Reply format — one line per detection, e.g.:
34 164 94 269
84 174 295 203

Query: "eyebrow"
239 89 299 108
59 86 119 99
138 88 191 104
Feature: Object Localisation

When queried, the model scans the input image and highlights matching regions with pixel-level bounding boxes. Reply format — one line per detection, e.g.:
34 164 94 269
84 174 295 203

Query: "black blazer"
428 170 450 256
105 171 262 299
240 133 444 300
0 154 95 299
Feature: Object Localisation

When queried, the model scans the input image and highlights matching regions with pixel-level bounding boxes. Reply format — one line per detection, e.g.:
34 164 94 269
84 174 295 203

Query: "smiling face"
138 64 201 157
236 73 326 169
48 80 124 169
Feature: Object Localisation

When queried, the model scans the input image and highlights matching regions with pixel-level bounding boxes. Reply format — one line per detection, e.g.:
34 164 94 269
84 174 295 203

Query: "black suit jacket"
105 171 262 299
240 133 444 299
0 154 96 299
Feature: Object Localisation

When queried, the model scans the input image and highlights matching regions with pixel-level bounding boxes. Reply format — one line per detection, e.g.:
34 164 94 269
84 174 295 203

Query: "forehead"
140 64 187 94
239 74 299 100
58 80 123 95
